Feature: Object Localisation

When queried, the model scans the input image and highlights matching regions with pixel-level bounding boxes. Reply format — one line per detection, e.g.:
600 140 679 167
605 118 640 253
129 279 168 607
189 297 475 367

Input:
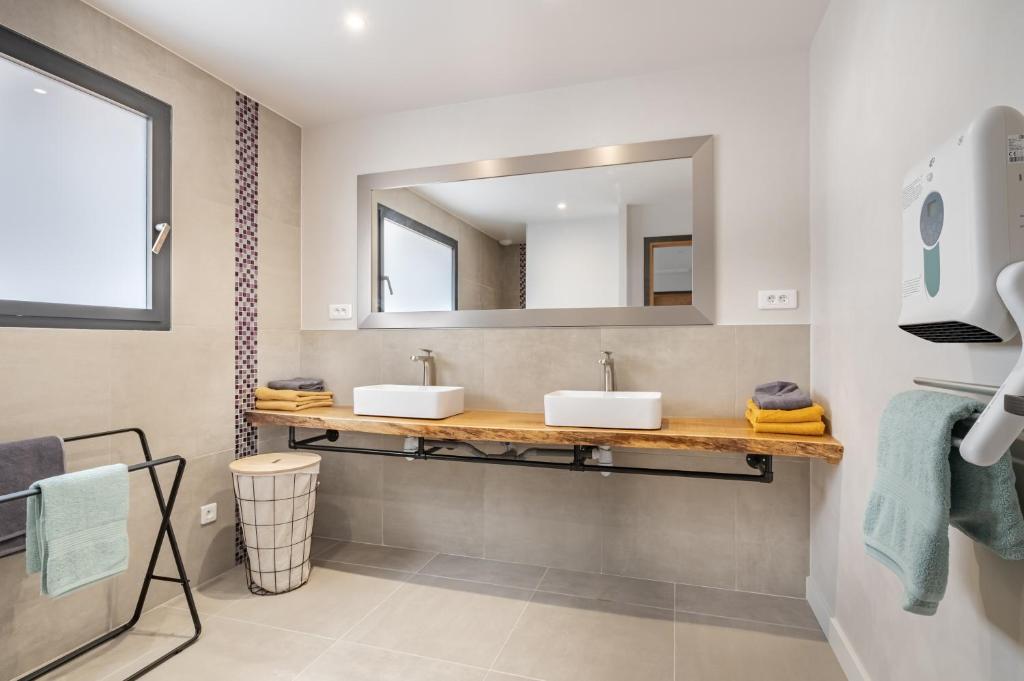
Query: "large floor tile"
135 612 331 681
345 574 532 668
316 540 436 572
538 567 674 610
493 591 674 681
41 607 196 681
420 554 547 590
674 583 819 630
674 612 844 681
296 641 487 681
165 565 253 615
216 562 410 638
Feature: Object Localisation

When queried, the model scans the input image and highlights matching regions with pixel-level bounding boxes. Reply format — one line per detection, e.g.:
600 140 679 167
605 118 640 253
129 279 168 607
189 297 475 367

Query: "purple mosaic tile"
234 92 259 563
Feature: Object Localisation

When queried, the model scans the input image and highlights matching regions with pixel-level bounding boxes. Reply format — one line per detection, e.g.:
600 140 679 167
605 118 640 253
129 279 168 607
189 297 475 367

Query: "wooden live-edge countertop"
247 406 843 463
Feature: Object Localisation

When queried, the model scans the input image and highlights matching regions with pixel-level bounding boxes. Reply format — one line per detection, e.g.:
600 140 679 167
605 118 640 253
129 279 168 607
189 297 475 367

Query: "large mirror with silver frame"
357 135 714 328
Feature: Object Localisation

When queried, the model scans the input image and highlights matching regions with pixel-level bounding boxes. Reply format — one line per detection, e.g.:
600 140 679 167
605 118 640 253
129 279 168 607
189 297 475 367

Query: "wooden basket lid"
229 452 321 475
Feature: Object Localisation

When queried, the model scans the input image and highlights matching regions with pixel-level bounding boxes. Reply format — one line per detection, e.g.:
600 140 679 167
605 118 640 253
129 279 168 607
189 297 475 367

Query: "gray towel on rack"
752 381 813 410
864 390 1024 615
267 377 325 391
0 436 65 558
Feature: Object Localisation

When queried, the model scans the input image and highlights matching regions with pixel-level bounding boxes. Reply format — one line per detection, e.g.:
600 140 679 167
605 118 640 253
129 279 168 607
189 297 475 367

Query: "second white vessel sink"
544 390 663 430
353 385 465 419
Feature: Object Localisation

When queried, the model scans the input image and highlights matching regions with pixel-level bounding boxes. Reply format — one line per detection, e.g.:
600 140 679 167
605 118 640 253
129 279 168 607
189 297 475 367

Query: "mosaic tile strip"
518 244 527 309
234 92 259 563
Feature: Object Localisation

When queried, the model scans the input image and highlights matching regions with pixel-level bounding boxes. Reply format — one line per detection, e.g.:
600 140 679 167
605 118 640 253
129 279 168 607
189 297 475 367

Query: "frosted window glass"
381 218 455 312
0 54 149 309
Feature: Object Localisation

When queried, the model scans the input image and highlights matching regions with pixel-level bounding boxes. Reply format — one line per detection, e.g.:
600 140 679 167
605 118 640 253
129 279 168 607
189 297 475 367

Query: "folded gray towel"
267 377 325 391
0 436 65 558
752 381 813 410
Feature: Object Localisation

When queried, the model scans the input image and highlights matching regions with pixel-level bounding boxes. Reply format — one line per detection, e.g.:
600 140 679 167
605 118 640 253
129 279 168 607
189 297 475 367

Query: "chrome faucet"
410 349 436 386
598 351 615 392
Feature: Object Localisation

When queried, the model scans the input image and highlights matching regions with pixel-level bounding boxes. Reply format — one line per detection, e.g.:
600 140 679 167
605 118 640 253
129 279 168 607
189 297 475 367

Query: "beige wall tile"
169 197 235 329
601 474 737 588
0 554 113 681
258 107 302 227
110 327 234 460
314 451 384 544
258 217 302 331
599 325 738 417
380 329 486 406
734 325 811 417
300 331 382 400
480 328 603 411
483 466 603 572
382 459 485 556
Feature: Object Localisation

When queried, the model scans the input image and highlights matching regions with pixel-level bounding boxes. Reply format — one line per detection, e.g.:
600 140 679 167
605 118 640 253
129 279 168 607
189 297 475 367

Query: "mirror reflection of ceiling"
411 158 693 244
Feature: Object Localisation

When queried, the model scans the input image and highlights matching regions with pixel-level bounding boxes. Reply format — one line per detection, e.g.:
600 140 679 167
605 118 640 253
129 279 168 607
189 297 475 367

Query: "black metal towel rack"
0 427 201 681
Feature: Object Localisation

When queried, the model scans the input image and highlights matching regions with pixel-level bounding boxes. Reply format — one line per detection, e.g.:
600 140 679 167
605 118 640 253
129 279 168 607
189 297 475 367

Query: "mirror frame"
357 135 715 328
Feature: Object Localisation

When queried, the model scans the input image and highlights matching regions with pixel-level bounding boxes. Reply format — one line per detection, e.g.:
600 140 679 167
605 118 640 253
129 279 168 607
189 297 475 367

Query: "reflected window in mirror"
377 204 458 312
644 236 693 306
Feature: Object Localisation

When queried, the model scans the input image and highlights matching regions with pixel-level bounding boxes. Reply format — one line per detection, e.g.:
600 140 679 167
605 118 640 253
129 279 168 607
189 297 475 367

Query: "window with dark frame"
376 204 458 313
0 25 171 330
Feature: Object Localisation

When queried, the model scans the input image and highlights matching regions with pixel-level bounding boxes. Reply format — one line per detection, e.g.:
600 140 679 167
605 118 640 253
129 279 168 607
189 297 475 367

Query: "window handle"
381 275 394 295
152 223 171 255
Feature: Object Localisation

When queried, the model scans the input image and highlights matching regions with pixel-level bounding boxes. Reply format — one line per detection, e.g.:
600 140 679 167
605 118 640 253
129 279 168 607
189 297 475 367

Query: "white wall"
525 216 621 309
301 54 810 328
809 1 1024 679
626 202 694 306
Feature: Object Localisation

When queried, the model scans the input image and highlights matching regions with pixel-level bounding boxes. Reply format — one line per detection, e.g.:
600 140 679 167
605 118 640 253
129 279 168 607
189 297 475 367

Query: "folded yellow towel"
745 416 826 436
255 387 334 402
255 400 334 412
745 399 825 424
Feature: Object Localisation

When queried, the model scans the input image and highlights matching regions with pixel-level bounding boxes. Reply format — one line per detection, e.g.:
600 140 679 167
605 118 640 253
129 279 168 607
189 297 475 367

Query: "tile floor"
42 539 845 681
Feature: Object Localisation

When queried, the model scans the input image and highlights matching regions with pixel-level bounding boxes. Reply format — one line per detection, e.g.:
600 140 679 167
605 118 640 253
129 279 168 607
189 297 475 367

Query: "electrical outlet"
328 303 352 320
200 503 217 526
758 289 798 310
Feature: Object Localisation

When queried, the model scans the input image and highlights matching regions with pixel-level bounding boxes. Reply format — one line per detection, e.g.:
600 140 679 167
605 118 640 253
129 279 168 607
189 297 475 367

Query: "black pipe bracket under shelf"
287 427 774 483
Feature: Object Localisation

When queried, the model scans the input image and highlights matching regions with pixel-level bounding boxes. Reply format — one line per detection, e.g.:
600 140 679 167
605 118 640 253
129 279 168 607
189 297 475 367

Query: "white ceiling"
84 0 829 126
410 158 692 243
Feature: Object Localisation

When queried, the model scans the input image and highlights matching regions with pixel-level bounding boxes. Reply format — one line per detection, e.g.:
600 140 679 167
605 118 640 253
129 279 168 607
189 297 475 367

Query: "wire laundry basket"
230 453 321 595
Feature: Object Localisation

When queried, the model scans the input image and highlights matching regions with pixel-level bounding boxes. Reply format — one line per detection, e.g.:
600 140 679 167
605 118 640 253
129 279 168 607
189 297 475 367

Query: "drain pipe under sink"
592 446 613 476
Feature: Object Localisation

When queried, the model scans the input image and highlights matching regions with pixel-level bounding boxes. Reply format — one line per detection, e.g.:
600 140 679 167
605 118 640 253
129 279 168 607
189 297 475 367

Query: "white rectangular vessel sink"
353 385 465 419
544 390 663 430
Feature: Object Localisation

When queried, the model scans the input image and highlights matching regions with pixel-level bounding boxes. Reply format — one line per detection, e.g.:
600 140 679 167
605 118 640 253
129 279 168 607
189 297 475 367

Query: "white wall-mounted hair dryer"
899 105 1024 466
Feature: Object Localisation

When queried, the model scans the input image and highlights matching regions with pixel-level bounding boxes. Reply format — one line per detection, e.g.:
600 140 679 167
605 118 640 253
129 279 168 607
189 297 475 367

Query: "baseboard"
806 576 872 681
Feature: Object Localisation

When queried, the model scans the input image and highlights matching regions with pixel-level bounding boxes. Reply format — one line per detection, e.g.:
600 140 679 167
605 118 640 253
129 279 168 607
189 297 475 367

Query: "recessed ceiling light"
32 87 47 95
499 239 513 246
344 11 367 32
557 202 567 210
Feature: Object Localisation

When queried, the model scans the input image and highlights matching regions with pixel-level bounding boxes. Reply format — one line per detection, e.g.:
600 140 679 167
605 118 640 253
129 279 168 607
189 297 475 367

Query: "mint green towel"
26 464 129 597
864 391 1024 615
